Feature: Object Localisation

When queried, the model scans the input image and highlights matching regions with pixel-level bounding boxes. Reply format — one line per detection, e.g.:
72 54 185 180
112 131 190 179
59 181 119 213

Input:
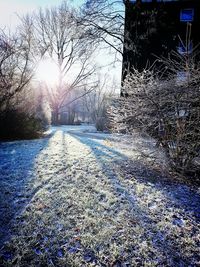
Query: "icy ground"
0 125 199 266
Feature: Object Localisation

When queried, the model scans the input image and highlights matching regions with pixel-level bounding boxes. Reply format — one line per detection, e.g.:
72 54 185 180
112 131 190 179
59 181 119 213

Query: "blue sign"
180 9 194 22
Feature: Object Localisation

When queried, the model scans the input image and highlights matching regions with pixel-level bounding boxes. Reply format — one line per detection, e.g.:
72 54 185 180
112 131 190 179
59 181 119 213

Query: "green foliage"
0 108 48 140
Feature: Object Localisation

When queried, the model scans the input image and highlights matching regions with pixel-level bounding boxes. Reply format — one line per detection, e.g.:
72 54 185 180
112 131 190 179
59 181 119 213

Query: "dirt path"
0 126 199 266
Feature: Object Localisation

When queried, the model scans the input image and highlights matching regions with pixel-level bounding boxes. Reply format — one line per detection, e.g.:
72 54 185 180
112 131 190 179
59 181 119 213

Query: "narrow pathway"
0 126 199 266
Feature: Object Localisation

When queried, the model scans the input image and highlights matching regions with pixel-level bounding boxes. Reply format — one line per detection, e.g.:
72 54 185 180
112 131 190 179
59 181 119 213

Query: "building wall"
122 0 200 77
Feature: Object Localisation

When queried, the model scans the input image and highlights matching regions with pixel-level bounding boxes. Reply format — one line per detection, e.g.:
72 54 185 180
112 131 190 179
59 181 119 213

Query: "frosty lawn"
0 126 199 266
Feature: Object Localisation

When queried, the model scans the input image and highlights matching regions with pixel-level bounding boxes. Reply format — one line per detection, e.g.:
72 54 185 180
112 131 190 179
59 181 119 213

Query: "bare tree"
0 24 34 110
81 74 116 129
31 2 97 125
78 0 125 57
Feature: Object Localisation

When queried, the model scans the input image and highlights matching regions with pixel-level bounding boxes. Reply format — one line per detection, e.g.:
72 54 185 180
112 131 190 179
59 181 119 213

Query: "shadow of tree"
0 127 199 266
69 131 200 266
0 130 57 249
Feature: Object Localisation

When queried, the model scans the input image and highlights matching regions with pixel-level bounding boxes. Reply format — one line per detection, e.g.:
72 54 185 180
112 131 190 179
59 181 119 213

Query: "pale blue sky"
0 0 85 28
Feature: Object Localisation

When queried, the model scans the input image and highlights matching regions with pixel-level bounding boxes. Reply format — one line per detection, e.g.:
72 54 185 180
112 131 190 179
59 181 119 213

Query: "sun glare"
35 59 59 85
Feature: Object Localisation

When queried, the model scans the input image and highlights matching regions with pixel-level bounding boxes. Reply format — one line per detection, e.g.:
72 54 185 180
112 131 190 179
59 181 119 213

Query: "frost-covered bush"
108 57 200 179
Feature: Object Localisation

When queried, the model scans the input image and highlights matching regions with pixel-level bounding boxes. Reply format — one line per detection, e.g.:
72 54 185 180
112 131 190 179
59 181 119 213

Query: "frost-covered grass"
0 126 199 266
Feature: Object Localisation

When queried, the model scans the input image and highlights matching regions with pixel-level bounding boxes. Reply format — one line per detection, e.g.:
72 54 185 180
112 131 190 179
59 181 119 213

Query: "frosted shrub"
108 64 200 179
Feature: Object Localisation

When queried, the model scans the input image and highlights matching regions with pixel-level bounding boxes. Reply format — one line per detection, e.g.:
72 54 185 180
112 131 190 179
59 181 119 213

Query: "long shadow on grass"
0 129 57 249
69 132 200 219
69 131 200 266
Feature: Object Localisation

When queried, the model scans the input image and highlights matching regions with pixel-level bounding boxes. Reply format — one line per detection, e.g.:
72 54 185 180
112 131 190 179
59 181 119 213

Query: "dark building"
122 0 200 78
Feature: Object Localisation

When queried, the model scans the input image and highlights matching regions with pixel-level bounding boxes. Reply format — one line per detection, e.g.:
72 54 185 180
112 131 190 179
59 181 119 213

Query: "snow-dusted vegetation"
109 58 200 180
1 1 200 266
0 126 199 266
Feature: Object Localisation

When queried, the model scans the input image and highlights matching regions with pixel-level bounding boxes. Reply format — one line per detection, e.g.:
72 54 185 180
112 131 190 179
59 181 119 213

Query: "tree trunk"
52 108 59 125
